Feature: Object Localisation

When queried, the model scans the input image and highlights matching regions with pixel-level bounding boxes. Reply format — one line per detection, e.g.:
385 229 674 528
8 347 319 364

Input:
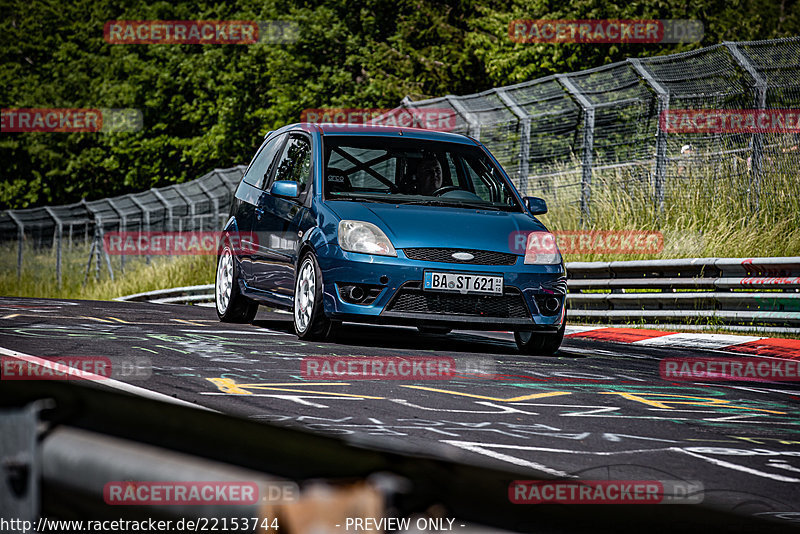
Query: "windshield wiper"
402 199 513 210
332 195 398 203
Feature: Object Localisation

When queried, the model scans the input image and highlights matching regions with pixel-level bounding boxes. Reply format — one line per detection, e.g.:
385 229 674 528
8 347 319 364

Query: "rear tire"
215 243 258 323
293 253 334 340
515 320 565 356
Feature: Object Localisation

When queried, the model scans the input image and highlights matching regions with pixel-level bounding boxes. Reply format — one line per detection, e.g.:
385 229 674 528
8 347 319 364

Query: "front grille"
404 248 517 266
386 286 529 318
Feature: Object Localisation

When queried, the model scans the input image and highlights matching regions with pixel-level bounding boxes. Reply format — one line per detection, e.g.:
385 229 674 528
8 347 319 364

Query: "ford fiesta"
215 123 567 355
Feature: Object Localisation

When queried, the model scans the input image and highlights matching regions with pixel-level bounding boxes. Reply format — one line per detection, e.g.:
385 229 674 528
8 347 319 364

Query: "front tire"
293 253 334 340
216 243 258 323
515 320 565 356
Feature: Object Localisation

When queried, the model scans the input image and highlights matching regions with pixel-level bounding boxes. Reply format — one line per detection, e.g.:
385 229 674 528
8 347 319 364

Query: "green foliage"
0 241 217 300
2 0 799 209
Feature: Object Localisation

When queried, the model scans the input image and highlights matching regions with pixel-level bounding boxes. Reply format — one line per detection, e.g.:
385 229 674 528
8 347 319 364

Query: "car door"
249 133 313 297
233 133 286 285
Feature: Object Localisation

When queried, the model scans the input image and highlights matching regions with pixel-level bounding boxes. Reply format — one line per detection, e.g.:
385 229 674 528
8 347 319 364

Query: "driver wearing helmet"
416 155 443 196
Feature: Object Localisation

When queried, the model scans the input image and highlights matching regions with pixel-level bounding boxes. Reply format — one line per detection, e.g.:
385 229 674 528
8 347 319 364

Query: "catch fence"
0 167 245 286
376 37 800 224
1 37 799 286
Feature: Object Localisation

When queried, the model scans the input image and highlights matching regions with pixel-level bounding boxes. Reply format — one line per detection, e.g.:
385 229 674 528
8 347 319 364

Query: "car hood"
325 201 548 254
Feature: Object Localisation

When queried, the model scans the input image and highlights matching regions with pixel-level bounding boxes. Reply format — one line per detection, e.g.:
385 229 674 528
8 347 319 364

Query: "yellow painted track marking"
400 385 571 402
600 392 786 414
107 316 131 323
206 378 383 399
80 316 113 323
172 318 205 326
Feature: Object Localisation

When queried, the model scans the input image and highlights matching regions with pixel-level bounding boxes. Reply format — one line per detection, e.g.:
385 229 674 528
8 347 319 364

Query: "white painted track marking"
0 345 216 412
632 333 765 350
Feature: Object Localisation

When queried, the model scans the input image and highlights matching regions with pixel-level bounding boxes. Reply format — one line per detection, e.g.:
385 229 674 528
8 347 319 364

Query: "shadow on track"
251 312 582 358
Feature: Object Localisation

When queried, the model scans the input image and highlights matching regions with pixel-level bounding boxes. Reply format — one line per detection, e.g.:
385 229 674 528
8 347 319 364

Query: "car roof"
270 123 479 145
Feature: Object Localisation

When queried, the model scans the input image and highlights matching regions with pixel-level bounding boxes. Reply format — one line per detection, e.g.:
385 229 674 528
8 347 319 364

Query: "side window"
243 134 284 189
271 136 312 193
464 157 516 206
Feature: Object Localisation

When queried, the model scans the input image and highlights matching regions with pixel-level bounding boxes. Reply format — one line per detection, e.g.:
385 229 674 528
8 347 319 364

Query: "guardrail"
116 284 214 305
567 256 800 333
118 257 800 333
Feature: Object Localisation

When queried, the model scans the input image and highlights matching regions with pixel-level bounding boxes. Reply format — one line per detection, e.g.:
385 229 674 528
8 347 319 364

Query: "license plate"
423 271 503 295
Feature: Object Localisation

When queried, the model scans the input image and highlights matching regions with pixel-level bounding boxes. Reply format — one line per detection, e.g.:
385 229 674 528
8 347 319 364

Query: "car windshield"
322 135 523 211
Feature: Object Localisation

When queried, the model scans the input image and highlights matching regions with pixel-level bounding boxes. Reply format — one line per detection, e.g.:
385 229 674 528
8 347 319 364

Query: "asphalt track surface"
2 296 800 530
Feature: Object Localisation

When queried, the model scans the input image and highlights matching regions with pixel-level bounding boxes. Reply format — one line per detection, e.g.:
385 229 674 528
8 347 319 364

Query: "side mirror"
524 196 547 215
269 180 299 199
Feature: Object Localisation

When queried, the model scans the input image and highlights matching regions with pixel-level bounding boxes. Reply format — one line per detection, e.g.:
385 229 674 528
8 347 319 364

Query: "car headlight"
523 231 563 265
338 220 397 256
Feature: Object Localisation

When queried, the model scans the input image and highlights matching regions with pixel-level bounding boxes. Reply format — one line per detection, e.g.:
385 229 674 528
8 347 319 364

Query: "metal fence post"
105 199 127 272
82 225 97 287
196 182 219 231
629 58 670 215
128 196 151 264
446 96 481 140
557 74 595 227
7 211 24 280
725 42 767 213
43 207 63 289
497 88 531 194
97 225 114 281
174 187 194 233
151 188 173 232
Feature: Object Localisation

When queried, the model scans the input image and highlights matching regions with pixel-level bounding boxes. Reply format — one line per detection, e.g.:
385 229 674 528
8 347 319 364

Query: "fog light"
534 294 562 316
348 286 365 302
338 284 383 305
543 296 560 313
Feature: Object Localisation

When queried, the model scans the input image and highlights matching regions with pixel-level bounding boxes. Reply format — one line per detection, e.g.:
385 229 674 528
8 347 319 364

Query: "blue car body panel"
222 123 566 331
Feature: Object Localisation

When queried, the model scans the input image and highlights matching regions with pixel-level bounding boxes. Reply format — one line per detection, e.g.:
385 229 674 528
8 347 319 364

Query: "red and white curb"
565 326 800 359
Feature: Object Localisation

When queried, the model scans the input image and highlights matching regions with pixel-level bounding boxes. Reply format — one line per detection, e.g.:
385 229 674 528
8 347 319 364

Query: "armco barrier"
567 256 800 331
115 283 214 305
119 257 800 333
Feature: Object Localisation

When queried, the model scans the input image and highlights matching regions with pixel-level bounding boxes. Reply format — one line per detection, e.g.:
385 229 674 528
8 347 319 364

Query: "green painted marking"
155 344 191 354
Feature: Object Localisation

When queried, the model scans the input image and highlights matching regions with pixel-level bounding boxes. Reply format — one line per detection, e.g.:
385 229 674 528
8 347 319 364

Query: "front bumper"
316 243 566 331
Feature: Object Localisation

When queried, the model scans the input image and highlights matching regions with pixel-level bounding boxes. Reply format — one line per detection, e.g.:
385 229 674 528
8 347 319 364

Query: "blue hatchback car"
215 123 567 354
